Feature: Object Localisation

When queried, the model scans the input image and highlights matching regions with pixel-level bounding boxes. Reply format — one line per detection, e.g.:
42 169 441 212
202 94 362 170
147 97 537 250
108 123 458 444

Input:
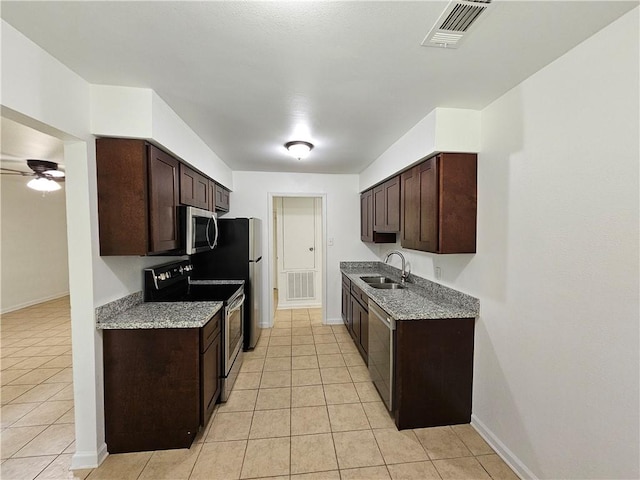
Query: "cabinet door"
350 296 361 341
384 176 400 232
341 279 351 328
207 180 216 212
359 301 369 356
373 185 386 232
200 339 216 426
373 177 400 233
180 164 209 209
148 145 180 253
212 331 221 403
215 183 230 212
401 157 438 252
360 190 373 242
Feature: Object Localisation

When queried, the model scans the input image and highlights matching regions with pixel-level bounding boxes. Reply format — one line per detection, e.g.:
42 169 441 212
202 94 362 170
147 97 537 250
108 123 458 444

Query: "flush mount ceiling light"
285 141 314 160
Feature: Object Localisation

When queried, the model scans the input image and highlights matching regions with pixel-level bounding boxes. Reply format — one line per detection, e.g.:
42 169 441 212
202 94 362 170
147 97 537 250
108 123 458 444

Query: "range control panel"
144 260 193 290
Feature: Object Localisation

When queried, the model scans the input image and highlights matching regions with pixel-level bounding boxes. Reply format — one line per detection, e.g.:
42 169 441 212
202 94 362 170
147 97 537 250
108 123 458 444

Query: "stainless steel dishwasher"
368 300 395 411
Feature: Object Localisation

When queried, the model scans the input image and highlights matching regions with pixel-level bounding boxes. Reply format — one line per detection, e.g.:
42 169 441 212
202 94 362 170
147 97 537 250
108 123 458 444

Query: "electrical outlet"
435 267 442 279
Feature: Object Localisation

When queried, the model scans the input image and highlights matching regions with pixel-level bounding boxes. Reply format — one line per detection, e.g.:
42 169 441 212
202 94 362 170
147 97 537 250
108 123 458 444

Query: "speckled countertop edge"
95 280 244 330
96 301 223 329
340 261 479 320
95 291 143 324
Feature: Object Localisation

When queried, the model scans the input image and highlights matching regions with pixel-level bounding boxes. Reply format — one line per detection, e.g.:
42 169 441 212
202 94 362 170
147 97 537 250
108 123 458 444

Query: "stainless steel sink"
360 276 396 284
367 283 404 290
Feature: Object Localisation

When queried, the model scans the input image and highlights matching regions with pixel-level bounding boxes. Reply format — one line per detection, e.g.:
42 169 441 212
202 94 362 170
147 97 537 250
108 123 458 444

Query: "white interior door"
276 197 322 308
282 197 316 270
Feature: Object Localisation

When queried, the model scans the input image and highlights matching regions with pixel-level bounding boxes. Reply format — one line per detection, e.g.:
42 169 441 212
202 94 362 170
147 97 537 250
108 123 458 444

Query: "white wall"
0 176 69 312
1 19 236 469
91 85 233 189
359 107 480 191
1 19 105 469
230 171 378 324
362 9 640 480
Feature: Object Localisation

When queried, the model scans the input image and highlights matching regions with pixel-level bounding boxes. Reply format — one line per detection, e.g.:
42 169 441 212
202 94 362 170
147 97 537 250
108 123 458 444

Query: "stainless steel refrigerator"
191 218 262 350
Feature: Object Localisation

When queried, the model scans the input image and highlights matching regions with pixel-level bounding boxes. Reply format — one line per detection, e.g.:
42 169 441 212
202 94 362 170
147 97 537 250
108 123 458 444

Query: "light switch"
328 237 334 246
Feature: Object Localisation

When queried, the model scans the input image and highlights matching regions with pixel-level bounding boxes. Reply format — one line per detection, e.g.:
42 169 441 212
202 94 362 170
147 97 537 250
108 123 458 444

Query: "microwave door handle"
211 214 219 248
205 216 212 248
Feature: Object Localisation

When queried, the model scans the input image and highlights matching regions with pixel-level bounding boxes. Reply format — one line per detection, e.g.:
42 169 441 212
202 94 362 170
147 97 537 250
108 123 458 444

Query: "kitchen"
0 2 638 480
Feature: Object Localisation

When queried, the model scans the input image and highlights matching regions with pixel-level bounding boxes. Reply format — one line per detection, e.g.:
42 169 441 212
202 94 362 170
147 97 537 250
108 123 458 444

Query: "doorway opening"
270 195 325 325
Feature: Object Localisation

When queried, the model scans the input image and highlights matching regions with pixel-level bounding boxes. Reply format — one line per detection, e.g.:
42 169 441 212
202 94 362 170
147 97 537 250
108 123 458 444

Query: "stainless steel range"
144 260 244 401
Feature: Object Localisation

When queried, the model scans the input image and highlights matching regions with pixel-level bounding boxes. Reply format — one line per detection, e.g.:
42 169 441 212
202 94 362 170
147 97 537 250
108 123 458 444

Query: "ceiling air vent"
421 0 492 49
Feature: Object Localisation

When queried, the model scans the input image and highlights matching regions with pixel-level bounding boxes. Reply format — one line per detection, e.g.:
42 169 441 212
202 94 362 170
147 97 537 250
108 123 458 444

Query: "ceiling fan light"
285 141 314 160
27 177 61 192
43 169 65 178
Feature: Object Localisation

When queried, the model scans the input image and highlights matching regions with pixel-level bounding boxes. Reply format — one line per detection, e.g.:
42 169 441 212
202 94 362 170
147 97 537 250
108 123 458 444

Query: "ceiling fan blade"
0 167 32 176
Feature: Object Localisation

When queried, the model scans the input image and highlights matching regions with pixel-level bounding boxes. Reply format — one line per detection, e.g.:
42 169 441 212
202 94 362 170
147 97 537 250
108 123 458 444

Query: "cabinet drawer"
342 274 351 289
200 312 221 352
350 284 369 311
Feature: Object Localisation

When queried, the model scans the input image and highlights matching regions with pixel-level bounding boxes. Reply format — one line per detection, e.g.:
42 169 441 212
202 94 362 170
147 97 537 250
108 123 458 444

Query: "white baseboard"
71 442 108 470
471 414 536 480
325 317 344 325
276 303 322 310
1 291 70 314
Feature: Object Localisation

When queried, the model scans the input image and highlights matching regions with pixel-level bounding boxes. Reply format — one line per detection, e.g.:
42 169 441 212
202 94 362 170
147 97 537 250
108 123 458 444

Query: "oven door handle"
227 293 245 314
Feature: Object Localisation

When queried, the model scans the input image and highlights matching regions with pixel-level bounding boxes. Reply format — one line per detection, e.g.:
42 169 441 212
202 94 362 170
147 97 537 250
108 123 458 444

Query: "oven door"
221 291 244 401
225 292 244 373
184 206 218 255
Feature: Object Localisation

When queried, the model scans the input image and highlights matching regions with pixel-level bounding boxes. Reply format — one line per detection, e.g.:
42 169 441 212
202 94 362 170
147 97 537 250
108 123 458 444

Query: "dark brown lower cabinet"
341 275 352 331
200 312 221 426
104 312 221 453
394 317 475 429
348 284 369 363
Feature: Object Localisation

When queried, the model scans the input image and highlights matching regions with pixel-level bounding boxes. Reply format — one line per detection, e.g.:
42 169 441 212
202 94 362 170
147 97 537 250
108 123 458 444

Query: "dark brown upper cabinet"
361 189 395 244
180 164 209 210
401 152 477 254
373 175 400 233
208 180 229 213
96 138 181 255
214 183 230 213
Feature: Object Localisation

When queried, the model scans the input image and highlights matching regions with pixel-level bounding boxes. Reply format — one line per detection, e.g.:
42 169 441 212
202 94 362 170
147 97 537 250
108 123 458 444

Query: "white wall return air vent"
421 0 492 49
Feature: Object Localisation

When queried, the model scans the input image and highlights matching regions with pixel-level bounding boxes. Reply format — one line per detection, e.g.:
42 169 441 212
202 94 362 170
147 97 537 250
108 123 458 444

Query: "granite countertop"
96 301 223 330
340 261 479 321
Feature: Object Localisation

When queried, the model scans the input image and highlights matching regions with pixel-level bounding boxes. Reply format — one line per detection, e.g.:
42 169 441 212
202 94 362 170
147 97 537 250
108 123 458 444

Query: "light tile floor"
2 302 520 480
1 296 88 480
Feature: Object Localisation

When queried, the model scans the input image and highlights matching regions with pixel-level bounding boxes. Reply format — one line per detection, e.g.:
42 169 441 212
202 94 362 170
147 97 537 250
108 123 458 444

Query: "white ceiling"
1 1 635 174
0 117 64 173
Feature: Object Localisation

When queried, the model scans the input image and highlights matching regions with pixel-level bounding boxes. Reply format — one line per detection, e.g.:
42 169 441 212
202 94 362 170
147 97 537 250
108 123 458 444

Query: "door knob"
309 247 314 251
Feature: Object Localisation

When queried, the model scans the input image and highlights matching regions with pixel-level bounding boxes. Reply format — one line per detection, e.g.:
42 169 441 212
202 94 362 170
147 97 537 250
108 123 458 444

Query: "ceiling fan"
1 159 65 191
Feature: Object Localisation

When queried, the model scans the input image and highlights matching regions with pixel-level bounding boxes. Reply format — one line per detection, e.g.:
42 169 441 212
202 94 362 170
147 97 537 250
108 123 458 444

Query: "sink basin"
368 283 405 290
360 276 396 284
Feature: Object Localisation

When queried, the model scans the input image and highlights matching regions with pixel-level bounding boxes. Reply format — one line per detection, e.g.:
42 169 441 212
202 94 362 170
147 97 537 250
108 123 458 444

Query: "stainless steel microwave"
181 206 218 255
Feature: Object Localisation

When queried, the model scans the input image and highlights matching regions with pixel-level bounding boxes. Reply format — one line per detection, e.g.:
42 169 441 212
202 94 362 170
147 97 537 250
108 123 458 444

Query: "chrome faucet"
384 251 408 284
